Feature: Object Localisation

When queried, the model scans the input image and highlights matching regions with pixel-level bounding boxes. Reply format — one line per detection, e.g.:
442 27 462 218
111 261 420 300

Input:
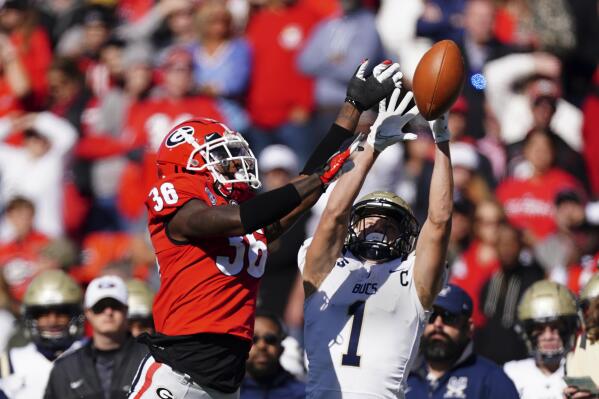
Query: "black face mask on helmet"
517 315 579 365
24 304 84 354
345 197 420 263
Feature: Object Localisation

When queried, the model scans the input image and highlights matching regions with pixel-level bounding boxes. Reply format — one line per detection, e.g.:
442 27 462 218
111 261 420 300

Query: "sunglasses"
91 299 127 314
429 308 462 326
252 333 279 346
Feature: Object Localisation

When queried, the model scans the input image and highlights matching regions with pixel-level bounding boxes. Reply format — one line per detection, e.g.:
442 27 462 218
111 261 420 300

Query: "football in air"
412 40 465 121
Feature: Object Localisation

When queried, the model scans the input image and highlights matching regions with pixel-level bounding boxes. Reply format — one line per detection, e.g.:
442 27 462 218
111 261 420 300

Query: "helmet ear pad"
346 198 420 263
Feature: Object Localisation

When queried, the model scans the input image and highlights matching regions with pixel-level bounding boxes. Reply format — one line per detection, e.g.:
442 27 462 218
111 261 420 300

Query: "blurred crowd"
0 0 598 397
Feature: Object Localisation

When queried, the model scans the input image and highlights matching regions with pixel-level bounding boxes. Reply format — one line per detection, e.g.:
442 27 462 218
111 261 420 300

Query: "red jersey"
146 173 268 341
246 4 316 129
0 231 49 301
450 240 500 328
496 169 580 239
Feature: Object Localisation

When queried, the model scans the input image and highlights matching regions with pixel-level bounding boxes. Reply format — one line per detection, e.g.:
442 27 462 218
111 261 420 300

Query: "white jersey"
503 358 566 399
299 239 429 399
0 343 53 399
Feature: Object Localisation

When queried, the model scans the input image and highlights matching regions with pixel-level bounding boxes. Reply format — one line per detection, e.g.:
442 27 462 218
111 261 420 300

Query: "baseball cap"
258 144 299 174
85 275 128 309
433 284 473 317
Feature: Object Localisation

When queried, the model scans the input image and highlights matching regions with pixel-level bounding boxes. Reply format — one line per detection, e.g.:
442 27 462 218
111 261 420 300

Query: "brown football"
413 40 465 121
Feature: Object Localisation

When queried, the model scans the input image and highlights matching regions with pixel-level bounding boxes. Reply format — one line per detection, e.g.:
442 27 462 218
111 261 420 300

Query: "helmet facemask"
518 315 579 365
346 199 419 263
24 304 84 353
185 130 261 190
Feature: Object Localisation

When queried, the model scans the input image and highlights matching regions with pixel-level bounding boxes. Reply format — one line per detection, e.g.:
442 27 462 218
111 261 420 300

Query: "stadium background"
0 0 598 369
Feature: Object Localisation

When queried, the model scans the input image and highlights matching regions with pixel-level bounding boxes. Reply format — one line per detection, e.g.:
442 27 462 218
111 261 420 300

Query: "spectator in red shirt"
0 197 49 302
0 0 52 110
496 129 582 242
451 200 504 327
245 0 318 162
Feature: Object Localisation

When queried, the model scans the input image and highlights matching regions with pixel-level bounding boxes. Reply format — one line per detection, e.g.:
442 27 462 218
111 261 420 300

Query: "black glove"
345 60 402 112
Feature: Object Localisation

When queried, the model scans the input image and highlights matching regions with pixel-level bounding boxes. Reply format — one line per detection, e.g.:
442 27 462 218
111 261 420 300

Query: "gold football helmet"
580 273 599 303
126 279 154 321
346 191 420 262
516 280 580 363
22 270 84 350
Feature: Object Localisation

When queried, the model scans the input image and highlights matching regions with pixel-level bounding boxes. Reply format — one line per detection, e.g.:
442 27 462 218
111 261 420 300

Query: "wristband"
344 97 365 112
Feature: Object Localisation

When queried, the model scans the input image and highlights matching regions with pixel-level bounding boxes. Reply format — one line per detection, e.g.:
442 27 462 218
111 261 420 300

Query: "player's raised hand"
428 112 450 143
367 88 419 152
345 59 403 112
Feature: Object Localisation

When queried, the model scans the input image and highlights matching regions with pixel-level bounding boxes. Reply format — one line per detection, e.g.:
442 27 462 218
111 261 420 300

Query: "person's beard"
422 330 464 362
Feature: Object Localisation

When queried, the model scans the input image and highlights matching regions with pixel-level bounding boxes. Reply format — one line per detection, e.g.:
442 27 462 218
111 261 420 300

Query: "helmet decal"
165 125 195 148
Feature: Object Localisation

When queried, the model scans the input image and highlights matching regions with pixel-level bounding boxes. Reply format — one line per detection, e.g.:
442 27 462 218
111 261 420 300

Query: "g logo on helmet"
156 387 174 399
166 126 194 148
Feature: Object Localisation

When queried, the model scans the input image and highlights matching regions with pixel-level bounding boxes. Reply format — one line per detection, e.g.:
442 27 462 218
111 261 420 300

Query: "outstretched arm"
262 103 362 242
303 88 419 298
264 61 404 242
303 143 377 298
168 173 324 240
414 114 453 309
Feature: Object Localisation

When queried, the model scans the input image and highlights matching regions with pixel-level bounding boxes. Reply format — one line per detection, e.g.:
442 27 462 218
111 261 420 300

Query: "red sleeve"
75 135 133 159
11 28 52 107
146 174 212 222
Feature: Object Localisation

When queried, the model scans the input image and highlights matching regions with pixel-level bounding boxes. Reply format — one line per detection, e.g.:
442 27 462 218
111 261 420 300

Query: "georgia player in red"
128 60 404 399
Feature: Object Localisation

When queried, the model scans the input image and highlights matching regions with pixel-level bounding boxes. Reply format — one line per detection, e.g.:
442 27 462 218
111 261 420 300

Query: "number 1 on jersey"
342 300 365 367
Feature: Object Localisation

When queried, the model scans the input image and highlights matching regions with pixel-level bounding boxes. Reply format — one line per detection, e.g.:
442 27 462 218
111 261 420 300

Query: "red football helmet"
156 118 261 191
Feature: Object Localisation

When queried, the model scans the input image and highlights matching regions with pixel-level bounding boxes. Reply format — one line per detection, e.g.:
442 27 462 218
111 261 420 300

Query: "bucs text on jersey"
146 172 268 341
298 238 430 399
